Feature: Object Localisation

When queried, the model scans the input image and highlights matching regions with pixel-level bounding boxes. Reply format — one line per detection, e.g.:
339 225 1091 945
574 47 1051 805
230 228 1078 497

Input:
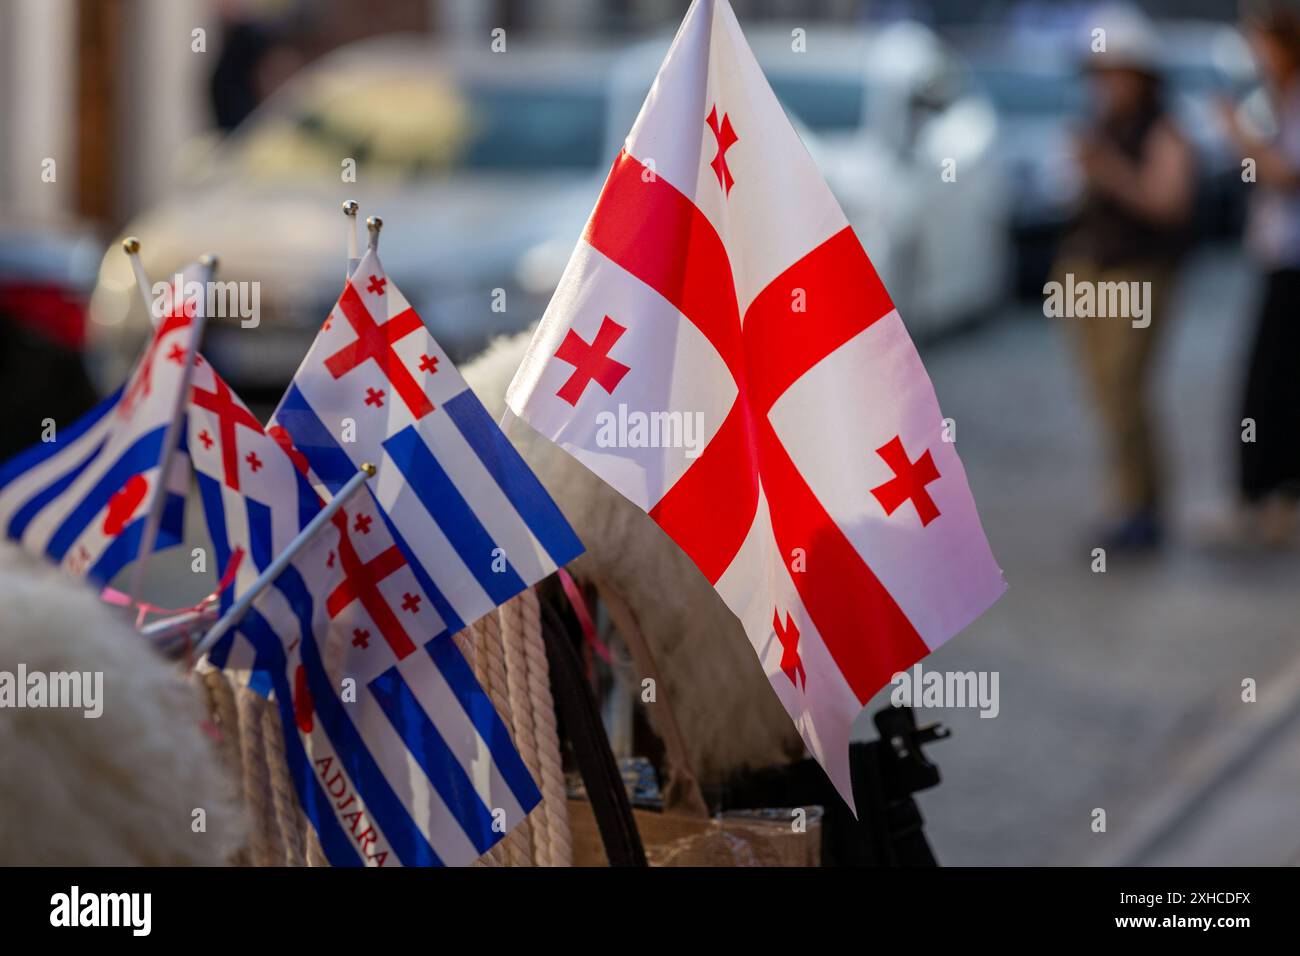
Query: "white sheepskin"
0 544 244 865
463 331 805 786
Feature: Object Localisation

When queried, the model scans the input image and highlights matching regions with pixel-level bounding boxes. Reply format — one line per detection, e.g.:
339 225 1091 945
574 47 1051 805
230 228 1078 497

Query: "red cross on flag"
505 0 1006 807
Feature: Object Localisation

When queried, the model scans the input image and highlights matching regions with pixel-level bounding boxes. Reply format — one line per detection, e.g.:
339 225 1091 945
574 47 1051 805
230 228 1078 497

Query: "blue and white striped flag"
0 271 197 584
270 246 584 639
192 363 542 866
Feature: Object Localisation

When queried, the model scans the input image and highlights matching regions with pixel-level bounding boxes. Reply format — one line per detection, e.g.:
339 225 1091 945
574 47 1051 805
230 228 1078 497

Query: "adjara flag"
505 0 1006 806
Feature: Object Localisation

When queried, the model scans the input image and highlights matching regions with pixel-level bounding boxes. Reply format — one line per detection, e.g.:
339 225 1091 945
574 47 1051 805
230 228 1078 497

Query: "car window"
228 72 608 179
768 74 866 132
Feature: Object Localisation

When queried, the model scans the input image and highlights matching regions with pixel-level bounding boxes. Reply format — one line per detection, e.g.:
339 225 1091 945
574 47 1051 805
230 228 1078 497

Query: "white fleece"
0 544 244 865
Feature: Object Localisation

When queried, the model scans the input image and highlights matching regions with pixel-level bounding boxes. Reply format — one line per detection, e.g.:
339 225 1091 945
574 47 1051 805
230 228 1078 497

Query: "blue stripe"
83 492 184 587
427 635 541 815
444 390 584 568
274 384 357 495
272 393 463 634
44 427 167 562
6 438 106 542
295 469 322 533
383 425 526 606
368 666 500 855
273 565 446 867
246 497 274 571
234 609 364 867
0 387 121 494
196 473 237 668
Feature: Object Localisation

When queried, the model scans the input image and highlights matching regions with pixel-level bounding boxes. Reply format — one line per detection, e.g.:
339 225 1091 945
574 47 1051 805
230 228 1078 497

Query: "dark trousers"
1240 269 1300 502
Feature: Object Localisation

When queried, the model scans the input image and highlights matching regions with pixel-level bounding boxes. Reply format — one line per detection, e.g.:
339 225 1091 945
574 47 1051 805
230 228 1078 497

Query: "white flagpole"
121 236 156 327
342 199 360 278
126 250 214 616
190 463 376 662
366 215 382 251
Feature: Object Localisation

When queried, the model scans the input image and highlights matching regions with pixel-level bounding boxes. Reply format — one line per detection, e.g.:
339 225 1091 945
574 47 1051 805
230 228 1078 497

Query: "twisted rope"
200 667 242 780
499 595 550 866
261 701 307 866
472 612 534 867
235 688 283 867
510 588 571 866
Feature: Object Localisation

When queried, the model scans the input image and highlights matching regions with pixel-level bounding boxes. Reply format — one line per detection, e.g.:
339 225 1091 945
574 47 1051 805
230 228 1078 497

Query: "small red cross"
120 309 190 417
364 387 385 408
245 451 263 473
167 343 186 364
326 512 417 660
553 315 631 406
419 354 438 374
870 436 941 527
198 430 214 450
352 628 371 649
353 514 373 535
324 283 434 418
401 592 421 613
326 551 335 569
706 104 739 196
773 609 805 691
190 373 263 491
366 274 387 296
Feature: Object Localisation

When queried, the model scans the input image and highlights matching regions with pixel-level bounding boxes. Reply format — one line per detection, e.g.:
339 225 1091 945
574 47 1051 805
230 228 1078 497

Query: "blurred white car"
750 21 1010 337
88 24 1008 395
87 37 623 394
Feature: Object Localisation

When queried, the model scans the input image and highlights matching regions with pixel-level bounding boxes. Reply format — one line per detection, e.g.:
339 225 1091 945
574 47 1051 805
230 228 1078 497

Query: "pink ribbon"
101 547 245 627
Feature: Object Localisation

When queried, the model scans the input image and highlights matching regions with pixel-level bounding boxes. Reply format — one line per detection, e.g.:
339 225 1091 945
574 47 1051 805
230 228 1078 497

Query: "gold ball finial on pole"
360 462 377 477
122 236 141 255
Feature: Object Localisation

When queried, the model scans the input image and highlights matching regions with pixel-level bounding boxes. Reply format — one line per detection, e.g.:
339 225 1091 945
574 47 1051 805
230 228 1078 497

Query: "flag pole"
121 236 155 326
126 251 214 620
366 215 382 251
342 200 360 278
189 463 376 662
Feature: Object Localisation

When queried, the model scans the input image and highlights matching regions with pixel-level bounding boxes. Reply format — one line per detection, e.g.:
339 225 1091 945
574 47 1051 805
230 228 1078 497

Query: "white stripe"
391 645 530 826
0 409 115 525
418 410 553 584
371 453 494 626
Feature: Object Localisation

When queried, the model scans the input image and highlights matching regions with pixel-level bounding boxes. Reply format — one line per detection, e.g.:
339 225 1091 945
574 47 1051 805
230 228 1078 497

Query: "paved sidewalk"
870 245 1300 865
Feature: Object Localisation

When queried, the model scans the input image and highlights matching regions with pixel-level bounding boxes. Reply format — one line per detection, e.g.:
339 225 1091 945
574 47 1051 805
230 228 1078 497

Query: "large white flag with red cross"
505 0 1006 806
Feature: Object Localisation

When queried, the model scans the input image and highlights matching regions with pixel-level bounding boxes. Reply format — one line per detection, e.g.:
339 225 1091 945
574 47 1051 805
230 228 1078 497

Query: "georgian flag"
191 365 541 866
504 0 1006 806
271 248 583 640
0 267 199 584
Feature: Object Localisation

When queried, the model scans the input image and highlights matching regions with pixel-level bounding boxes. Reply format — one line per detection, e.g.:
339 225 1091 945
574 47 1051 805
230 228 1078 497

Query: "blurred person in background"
1053 4 1194 553
1212 0 1300 548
